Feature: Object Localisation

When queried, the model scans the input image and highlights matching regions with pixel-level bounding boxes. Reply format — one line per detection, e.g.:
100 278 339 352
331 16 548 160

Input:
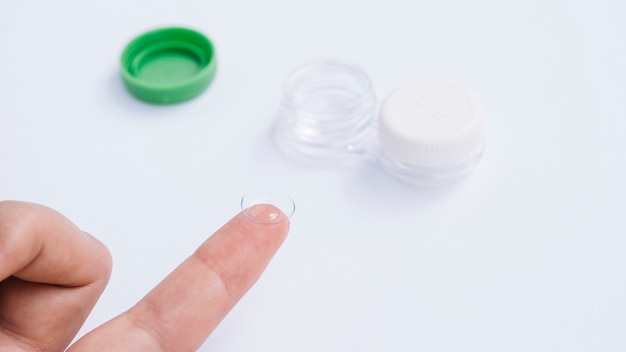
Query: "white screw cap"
379 78 485 167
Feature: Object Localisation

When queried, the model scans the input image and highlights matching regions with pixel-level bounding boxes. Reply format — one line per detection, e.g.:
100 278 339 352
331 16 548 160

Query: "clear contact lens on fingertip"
241 190 295 224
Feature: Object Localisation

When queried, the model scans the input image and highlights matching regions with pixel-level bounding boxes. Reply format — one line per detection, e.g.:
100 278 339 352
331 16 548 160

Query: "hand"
0 200 290 351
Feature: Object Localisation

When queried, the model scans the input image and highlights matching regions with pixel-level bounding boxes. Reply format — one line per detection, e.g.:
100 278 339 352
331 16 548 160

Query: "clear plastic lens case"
275 59 485 187
276 60 377 160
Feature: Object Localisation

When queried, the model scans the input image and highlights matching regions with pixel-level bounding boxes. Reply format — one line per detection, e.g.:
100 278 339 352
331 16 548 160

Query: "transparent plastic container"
276 60 377 160
275 60 485 187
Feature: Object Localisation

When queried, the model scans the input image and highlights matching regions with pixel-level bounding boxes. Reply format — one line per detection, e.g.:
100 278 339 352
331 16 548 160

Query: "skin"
0 200 290 351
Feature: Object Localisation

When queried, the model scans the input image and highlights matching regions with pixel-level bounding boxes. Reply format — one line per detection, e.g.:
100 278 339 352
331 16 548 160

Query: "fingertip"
240 191 295 225
240 204 291 248
243 204 291 225
0 200 113 288
82 231 113 287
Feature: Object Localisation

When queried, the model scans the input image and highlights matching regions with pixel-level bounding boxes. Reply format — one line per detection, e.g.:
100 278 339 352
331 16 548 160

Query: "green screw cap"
121 27 217 104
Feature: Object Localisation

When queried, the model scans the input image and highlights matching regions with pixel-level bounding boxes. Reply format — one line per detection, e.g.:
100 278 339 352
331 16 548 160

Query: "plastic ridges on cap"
379 78 485 168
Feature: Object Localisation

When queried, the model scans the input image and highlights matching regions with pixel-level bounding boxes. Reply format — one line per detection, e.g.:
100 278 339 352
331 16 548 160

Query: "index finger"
69 204 290 351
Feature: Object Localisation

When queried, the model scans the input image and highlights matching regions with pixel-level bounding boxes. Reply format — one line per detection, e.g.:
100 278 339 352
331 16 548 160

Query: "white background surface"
1 0 626 350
